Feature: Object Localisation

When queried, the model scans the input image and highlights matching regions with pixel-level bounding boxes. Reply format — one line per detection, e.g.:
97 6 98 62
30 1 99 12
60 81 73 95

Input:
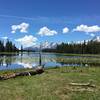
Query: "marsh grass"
56 57 100 66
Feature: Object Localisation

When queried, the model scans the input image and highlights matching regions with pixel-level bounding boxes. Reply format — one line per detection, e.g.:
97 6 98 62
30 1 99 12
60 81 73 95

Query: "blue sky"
0 0 100 48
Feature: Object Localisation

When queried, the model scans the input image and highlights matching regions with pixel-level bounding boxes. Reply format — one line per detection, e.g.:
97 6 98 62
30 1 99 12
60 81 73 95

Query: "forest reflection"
0 53 19 67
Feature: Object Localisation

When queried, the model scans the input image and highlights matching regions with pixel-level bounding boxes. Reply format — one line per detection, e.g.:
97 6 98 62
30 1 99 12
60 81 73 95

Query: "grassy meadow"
0 66 100 100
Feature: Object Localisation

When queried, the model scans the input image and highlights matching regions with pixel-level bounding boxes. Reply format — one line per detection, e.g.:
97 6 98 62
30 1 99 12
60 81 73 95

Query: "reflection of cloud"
32 63 37 67
17 62 33 68
3 63 7 66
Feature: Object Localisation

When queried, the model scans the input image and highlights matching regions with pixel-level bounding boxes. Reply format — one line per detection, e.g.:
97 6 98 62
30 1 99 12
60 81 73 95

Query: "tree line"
42 40 100 54
0 39 19 52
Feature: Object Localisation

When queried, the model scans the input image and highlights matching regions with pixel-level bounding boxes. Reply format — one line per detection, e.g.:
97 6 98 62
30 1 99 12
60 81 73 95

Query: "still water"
0 52 96 70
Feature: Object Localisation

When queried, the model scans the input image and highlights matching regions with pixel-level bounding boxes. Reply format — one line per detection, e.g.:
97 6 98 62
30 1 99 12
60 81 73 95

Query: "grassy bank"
55 57 100 66
0 66 100 100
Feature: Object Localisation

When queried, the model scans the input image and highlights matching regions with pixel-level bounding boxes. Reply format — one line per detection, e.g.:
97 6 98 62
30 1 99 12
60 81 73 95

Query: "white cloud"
15 35 38 47
1 37 8 40
38 26 57 36
90 33 95 37
62 27 69 33
73 24 100 33
11 22 29 33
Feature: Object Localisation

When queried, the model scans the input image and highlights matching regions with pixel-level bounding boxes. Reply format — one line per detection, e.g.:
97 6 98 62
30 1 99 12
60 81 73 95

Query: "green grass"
55 57 100 66
45 52 100 57
0 66 100 100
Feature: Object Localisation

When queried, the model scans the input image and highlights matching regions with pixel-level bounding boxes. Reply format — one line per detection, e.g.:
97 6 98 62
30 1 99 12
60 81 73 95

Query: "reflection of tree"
0 54 17 67
5 57 12 67
0 57 3 66
39 44 42 66
7 56 17 67
21 52 23 63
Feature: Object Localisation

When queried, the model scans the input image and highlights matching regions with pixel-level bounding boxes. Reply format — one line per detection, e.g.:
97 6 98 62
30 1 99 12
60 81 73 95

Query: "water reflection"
0 55 17 67
0 52 99 70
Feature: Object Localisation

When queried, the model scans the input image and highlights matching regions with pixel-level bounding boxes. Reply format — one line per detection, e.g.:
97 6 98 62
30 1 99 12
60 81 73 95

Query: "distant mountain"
92 36 100 42
42 41 57 49
24 46 39 51
24 41 58 51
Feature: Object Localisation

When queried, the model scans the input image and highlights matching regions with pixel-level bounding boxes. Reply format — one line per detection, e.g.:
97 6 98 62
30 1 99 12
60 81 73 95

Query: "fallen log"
0 66 44 80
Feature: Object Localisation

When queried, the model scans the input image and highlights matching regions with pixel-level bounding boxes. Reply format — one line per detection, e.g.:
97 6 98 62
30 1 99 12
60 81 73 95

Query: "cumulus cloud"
90 33 95 37
15 35 38 47
62 27 69 33
11 22 29 33
38 26 57 36
73 24 100 33
72 24 100 37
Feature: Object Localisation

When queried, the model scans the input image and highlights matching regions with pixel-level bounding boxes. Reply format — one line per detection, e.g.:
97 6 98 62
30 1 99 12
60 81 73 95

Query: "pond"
0 52 100 70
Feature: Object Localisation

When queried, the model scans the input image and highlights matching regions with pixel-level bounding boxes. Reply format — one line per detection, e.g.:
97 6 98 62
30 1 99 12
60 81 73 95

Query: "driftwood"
0 67 44 80
69 82 96 88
